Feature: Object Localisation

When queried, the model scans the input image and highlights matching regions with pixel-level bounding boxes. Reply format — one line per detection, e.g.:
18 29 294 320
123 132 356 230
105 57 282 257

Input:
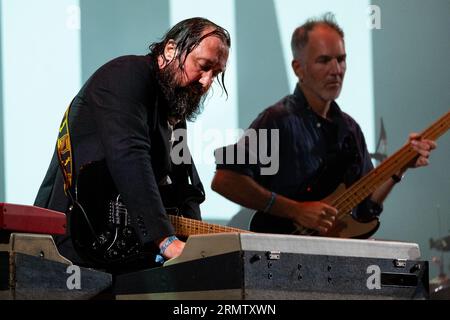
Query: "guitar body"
70 161 151 269
70 160 205 269
250 184 380 239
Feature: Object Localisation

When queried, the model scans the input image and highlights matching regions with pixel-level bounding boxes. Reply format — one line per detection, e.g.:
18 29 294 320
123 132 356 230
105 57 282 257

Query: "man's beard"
156 63 207 122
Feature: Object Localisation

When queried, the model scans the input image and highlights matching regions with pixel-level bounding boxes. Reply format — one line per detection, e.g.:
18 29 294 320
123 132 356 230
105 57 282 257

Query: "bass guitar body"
250 184 380 239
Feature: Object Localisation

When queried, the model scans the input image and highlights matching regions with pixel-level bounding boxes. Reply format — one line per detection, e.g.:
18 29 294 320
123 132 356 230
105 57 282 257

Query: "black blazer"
34 55 204 264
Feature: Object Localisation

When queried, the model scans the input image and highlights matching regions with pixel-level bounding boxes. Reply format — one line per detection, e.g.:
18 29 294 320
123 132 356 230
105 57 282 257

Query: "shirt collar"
292 84 351 144
293 84 343 120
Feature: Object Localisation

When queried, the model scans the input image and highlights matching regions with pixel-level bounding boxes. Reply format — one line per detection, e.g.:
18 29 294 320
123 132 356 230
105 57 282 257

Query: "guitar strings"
332 111 449 218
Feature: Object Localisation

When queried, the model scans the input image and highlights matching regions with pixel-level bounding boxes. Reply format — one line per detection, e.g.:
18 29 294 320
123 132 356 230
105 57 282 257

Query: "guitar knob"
123 228 133 237
117 240 126 249
98 234 107 245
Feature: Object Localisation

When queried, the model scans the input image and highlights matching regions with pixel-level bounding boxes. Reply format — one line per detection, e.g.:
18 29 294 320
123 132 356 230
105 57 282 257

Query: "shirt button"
316 123 321 128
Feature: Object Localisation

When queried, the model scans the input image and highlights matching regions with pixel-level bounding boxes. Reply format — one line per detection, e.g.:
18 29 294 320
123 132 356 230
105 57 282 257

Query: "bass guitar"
250 110 450 238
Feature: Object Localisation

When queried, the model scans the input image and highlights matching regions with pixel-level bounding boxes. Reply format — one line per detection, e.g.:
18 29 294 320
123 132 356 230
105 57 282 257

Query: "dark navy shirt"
215 85 382 220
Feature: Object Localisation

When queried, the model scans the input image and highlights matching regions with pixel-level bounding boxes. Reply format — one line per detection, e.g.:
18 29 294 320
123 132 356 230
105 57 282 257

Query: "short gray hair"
291 12 344 60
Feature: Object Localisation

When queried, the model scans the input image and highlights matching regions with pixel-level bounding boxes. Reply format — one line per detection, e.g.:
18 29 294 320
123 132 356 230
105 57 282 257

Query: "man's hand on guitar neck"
157 236 185 260
407 133 437 168
371 133 437 205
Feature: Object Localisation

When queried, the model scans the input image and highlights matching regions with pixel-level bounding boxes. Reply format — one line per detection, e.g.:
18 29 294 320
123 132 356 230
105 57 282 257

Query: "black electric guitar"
69 160 248 269
250 110 450 239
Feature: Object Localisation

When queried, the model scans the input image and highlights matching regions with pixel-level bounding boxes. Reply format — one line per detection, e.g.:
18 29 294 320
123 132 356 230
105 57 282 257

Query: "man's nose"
199 70 213 88
330 59 342 75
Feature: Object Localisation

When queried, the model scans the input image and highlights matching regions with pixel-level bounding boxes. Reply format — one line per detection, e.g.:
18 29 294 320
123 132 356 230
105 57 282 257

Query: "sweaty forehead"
192 36 229 67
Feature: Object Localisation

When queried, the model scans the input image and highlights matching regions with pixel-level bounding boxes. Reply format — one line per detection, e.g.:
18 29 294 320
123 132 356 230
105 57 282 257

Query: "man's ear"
163 39 177 61
291 59 304 81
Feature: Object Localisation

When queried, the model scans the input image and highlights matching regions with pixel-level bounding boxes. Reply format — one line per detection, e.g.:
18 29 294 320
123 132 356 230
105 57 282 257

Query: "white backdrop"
1 0 374 222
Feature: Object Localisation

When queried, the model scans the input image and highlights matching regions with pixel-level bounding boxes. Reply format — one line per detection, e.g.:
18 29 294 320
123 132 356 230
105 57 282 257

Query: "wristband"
263 192 277 214
155 235 178 263
159 235 178 255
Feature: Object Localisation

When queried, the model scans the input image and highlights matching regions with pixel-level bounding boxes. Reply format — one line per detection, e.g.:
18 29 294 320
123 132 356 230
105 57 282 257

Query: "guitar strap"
187 159 205 196
56 102 74 195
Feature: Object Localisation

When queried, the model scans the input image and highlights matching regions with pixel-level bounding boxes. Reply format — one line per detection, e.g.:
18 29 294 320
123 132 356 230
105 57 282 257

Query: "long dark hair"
149 17 231 96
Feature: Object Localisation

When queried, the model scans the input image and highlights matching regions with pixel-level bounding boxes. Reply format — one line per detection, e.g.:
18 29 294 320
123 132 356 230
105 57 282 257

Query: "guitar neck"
333 110 450 215
169 215 250 237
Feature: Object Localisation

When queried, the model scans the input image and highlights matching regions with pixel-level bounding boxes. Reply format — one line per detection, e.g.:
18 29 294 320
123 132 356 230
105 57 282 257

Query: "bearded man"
34 17 230 271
